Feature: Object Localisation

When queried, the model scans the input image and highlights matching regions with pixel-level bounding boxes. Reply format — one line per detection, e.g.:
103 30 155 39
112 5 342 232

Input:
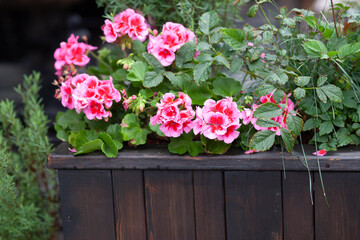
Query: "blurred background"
0 0 331 144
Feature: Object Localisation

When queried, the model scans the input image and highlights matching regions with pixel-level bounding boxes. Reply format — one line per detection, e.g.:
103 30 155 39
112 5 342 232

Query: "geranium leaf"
212 76 242 97
121 113 150 145
99 132 118 158
106 124 123 150
201 136 230 154
74 139 103 155
127 61 147 82
168 133 204 156
253 102 282 119
249 130 276 151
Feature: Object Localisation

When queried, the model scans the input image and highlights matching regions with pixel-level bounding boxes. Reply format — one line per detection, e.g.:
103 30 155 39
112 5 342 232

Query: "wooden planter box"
48 143 360 240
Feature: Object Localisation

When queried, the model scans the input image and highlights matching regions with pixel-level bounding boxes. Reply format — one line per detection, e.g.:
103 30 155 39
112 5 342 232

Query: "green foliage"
0 72 59 239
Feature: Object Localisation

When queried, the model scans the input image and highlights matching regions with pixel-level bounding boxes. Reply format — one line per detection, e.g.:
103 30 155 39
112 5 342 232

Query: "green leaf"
221 28 246 50
283 18 296 28
212 76 241 97
54 123 69 142
303 40 328 58
193 62 212 84
256 119 280 128
99 132 118 158
196 42 211 51
303 118 321 131
319 84 343 102
294 87 306 100
74 139 103 155
286 114 303 137
142 53 164 72
249 130 276 151
294 76 311 87
273 89 285 104
210 32 222 44
214 55 230 69
317 75 327 86
148 123 165 137
143 71 164 88
316 88 327 103
201 136 231 154
106 124 123 150
247 4 259 18
281 128 295 152
183 81 213 105
56 110 85 131
132 40 145 57
230 57 243 73
175 40 196 68
265 72 288 85
73 129 99 149
121 113 151 145
111 68 128 83
319 121 334 136
195 53 213 62
127 61 147 82
199 11 219 35
168 133 204 156
337 134 352 147
303 16 317 28
254 84 276 96
164 71 181 87
253 102 282 119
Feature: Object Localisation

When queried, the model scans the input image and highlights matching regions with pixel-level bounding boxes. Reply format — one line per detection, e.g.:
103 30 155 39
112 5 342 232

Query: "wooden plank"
194 171 226 240
48 143 360 171
144 170 195 240
112 170 147 240
58 170 115 240
283 172 314 240
315 172 360 240
225 171 282 240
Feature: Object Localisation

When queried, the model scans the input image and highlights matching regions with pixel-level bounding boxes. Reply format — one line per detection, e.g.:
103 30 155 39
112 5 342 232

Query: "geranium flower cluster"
147 22 197 66
193 98 242 144
150 92 195 137
241 91 295 135
102 8 149 43
60 73 121 121
54 34 97 76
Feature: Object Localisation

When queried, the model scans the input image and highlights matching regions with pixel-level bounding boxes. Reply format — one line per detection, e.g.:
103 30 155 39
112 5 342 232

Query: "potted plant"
48 1 360 239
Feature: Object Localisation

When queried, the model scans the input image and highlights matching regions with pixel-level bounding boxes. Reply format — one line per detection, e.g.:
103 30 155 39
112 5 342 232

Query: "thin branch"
330 0 339 37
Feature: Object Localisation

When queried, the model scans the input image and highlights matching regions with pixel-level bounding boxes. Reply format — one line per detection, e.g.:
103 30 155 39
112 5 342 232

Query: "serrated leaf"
231 57 243 73
273 89 285 104
221 28 246 50
210 32 222 44
294 76 311 87
143 71 164 88
142 52 164 72
286 114 303 137
294 87 306 100
164 71 181 87
283 18 296 28
316 88 327 103
303 40 328 58
127 61 147 82
255 84 276 96
317 75 327 86
214 55 230 69
319 121 334 136
194 62 212 84
319 84 343 102
249 130 276 151
196 41 211 51
303 118 321 131
175 40 196 68
99 132 118 158
212 76 241 97
337 134 352 147
265 72 288 85
199 11 219 35
247 4 259 18
253 102 282 119
281 128 295 152
256 119 281 128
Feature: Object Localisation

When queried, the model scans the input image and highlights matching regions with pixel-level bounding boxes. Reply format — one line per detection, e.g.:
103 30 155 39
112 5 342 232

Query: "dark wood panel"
283 172 314 240
112 170 147 240
225 171 282 240
144 170 195 240
58 170 115 240
48 143 360 171
315 172 360 240
194 171 226 240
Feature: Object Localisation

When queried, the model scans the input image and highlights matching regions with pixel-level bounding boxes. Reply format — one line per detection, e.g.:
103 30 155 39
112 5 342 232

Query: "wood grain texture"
58 170 115 240
225 171 282 240
48 143 360 171
283 172 314 240
315 172 360 240
193 171 226 240
144 170 196 240
112 170 147 240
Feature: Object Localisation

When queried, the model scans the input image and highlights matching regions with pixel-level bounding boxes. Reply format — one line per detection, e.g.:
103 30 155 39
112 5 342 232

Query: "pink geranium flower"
193 97 241 144
150 92 195 138
313 149 327 156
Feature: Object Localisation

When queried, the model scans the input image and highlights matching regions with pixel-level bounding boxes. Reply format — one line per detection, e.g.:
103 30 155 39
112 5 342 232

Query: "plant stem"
89 51 113 71
330 0 339 37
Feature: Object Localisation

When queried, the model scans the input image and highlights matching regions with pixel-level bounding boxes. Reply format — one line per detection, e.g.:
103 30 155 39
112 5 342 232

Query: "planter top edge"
47 142 360 171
